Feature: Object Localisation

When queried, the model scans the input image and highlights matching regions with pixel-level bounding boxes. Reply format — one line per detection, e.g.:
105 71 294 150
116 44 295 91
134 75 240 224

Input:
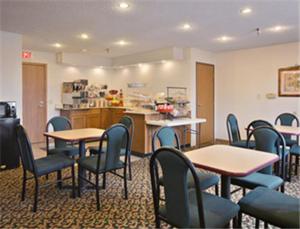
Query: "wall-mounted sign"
22 51 32 59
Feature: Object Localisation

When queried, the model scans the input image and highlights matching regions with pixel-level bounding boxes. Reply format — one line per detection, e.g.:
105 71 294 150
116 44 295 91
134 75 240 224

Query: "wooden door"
196 63 214 145
22 63 47 143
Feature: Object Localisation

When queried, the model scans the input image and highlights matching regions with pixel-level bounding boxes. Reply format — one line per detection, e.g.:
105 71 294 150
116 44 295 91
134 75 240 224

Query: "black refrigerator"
0 118 20 170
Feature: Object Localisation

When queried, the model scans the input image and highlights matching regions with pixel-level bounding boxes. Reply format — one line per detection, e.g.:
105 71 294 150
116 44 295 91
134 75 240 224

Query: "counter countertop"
146 118 206 127
124 110 159 115
58 106 128 111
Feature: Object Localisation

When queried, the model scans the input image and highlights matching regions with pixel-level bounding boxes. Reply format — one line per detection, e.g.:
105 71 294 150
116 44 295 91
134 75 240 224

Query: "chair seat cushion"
238 187 300 228
231 172 283 190
89 146 127 156
159 170 219 191
290 144 300 156
231 140 255 149
285 139 298 147
48 146 79 157
34 154 75 176
78 155 124 173
160 190 239 228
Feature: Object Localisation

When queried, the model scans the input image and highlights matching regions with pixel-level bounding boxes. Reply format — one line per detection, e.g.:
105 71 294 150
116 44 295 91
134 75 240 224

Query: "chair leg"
214 184 219 196
95 174 100 211
280 183 285 193
232 216 239 228
45 174 49 180
77 165 81 198
71 165 76 198
33 178 39 212
57 170 62 189
288 154 293 182
21 170 27 201
155 216 161 228
238 212 242 228
124 167 128 199
295 155 299 175
128 156 132 180
102 173 106 189
264 222 268 228
255 218 260 228
242 188 246 196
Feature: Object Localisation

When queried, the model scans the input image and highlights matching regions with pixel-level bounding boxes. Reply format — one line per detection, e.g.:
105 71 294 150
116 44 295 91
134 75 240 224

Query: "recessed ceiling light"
216 36 233 42
80 33 89 39
268 25 290 32
53 43 62 48
116 40 129 46
240 7 252 15
182 23 192 30
82 49 87 52
119 2 129 9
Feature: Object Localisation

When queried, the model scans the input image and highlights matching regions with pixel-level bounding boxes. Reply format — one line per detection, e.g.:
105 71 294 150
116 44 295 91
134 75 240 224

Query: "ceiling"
1 0 299 57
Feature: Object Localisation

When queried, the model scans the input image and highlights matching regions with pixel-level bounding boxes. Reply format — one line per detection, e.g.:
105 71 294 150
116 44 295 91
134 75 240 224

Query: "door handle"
39 101 45 107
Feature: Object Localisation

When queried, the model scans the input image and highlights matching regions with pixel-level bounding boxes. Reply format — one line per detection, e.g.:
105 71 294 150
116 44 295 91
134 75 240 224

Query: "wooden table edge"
192 156 279 177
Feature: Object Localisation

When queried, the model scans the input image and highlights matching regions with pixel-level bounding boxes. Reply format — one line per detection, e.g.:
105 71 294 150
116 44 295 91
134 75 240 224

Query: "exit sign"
22 51 32 59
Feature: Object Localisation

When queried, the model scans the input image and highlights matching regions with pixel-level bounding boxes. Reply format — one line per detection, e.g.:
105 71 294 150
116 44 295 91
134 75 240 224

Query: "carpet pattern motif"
0 158 299 228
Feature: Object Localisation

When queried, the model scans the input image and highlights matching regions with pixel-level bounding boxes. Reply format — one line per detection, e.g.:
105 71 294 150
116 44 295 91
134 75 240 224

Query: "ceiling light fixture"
82 49 87 52
240 7 252 15
80 33 89 39
268 25 290 32
182 23 192 30
116 40 128 46
119 2 129 9
216 36 233 42
53 43 62 48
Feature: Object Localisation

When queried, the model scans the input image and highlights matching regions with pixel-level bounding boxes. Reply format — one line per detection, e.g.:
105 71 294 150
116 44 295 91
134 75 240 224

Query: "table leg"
221 175 231 199
78 140 87 188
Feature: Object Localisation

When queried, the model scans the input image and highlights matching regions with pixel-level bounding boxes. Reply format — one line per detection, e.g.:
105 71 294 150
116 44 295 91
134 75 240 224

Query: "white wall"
0 31 22 118
215 42 300 140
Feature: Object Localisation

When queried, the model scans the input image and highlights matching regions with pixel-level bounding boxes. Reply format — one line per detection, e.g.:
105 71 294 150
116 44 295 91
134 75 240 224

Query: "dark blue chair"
152 126 220 195
78 124 130 210
16 125 75 212
46 116 79 157
231 126 286 197
289 144 300 177
246 119 273 138
275 113 299 147
89 115 134 180
226 114 255 148
238 187 300 228
150 147 240 228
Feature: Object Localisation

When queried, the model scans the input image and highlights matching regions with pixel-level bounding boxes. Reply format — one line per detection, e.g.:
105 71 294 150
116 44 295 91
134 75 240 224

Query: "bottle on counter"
119 89 124 107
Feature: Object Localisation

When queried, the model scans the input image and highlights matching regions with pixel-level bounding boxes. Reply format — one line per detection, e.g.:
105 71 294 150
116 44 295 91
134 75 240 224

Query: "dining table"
185 144 279 199
44 128 105 188
274 125 300 136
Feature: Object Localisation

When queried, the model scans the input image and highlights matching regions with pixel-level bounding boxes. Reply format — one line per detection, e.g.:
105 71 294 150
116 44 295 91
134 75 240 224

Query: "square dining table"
185 144 279 199
44 128 105 188
274 125 300 136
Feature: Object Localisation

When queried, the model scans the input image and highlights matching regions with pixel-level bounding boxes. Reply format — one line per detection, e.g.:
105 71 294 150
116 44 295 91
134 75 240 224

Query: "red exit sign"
22 51 32 59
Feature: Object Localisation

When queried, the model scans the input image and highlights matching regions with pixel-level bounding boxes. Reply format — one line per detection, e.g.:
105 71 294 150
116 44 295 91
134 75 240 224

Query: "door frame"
22 62 48 142
195 62 215 145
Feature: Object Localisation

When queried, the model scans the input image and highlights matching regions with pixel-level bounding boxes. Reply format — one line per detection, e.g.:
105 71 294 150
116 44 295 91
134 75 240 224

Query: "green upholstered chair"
89 115 134 180
238 187 300 228
289 144 300 177
46 116 79 157
78 124 130 210
152 126 219 195
150 147 240 228
231 126 286 197
16 125 76 212
226 114 255 149
275 113 299 147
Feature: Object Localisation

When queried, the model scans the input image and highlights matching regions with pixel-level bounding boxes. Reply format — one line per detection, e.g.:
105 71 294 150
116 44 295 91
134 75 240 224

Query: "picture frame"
167 87 187 98
278 66 300 97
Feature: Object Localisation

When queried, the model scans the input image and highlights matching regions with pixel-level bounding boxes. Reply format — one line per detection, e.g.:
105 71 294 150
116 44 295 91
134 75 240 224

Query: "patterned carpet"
0 157 299 228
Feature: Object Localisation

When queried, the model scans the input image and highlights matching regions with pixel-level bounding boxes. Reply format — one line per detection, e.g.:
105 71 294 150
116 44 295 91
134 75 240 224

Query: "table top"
44 128 105 141
274 125 300 136
146 118 206 127
185 144 279 177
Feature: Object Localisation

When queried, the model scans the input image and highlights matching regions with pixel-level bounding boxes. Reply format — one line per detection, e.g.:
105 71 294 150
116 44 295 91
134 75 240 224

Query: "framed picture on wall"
278 65 300 97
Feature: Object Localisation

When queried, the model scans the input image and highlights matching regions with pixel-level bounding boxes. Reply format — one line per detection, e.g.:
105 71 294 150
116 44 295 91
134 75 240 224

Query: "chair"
78 124 130 210
289 144 300 177
226 114 255 148
231 126 286 197
16 125 75 212
238 187 300 228
150 147 240 228
246 119 273 138
90 115 134 180
152 126 219 195
275 113 299 147
45 116 79 157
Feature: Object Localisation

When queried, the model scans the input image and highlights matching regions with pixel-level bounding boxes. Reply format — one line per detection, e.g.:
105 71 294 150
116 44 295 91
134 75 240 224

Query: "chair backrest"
152 126 180 152
150 147 205 228
247 126 286 176
246 119 273 137
16 125 37 174
97 124 129 171
226 114 241 144
275 113 299 141
46 116 72 149
119 116 134 150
